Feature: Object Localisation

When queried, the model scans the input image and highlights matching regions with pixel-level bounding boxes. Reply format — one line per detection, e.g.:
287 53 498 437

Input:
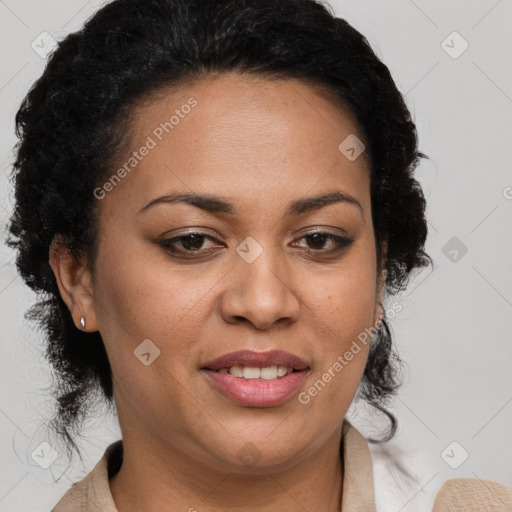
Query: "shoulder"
432 477 512 511
51 440 123 512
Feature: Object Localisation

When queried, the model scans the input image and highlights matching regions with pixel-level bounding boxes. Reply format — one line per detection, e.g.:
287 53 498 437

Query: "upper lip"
202 350 309 371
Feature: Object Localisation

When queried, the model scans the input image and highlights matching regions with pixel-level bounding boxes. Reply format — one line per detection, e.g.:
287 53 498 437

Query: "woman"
6 0 511 510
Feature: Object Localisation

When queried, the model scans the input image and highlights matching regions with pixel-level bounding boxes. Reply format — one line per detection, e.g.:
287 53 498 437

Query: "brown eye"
158 233 221 256
294 232 354 253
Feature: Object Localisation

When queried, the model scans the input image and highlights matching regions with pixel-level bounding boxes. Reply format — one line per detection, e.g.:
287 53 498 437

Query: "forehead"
101 73 371 217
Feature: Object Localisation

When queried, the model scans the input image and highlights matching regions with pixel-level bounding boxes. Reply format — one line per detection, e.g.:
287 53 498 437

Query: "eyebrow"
137 190 363 218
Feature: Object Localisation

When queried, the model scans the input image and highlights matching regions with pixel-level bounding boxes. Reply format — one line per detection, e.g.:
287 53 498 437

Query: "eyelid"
158 227 222 241
294 225 349 238
159 225 349 243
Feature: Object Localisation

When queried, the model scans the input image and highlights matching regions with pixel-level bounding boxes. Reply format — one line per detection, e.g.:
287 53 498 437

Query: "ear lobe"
49 235 98 332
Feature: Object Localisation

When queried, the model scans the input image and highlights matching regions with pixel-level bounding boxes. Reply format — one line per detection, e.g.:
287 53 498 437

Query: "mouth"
202 349 309 373
201 350 310 407
209 364 299 380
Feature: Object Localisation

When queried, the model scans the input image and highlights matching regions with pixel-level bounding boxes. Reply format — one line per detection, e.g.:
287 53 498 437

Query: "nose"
220 246 301 330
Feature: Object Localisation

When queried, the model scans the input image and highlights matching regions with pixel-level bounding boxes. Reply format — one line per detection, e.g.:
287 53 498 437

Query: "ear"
49 235 99 332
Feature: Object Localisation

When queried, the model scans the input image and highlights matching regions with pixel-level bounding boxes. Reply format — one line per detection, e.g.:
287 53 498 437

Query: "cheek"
91 235 214 381
91 242 212 432
297 237 377 409
306 237 378 340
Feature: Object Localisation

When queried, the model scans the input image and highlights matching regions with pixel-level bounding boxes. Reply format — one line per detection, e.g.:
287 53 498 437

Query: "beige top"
52 420 512 511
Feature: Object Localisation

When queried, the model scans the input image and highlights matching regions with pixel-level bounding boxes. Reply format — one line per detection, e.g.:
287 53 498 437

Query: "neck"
109 426 343 512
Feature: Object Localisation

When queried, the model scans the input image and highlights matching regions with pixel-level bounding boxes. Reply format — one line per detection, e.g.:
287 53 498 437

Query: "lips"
202 349 310 372
201 350 310 407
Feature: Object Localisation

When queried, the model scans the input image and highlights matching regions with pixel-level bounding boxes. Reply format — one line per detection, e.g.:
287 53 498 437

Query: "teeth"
278 366 288 377
229 365 244 378
219 364 293 379
243 366 261 379
260 365 278 380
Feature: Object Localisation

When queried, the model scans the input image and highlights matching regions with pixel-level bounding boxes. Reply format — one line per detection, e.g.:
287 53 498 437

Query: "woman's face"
87 73 383 470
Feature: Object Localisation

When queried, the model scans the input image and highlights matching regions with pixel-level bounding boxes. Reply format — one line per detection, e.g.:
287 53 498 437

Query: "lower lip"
202 369 309 407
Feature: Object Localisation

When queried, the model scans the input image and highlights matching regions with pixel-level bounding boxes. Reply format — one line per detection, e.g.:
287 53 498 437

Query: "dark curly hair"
6 0 431 460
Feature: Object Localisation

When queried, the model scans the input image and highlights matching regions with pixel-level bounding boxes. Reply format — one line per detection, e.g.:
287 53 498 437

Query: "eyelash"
157 231 354 258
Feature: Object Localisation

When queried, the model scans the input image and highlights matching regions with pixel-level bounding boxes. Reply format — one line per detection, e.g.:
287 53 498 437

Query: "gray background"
1 1 511 510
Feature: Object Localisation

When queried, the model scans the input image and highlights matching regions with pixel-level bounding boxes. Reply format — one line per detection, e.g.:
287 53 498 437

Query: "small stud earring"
80 316 86 330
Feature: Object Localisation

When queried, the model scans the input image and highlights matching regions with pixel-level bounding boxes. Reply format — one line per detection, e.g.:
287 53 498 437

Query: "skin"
50 72 386 512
